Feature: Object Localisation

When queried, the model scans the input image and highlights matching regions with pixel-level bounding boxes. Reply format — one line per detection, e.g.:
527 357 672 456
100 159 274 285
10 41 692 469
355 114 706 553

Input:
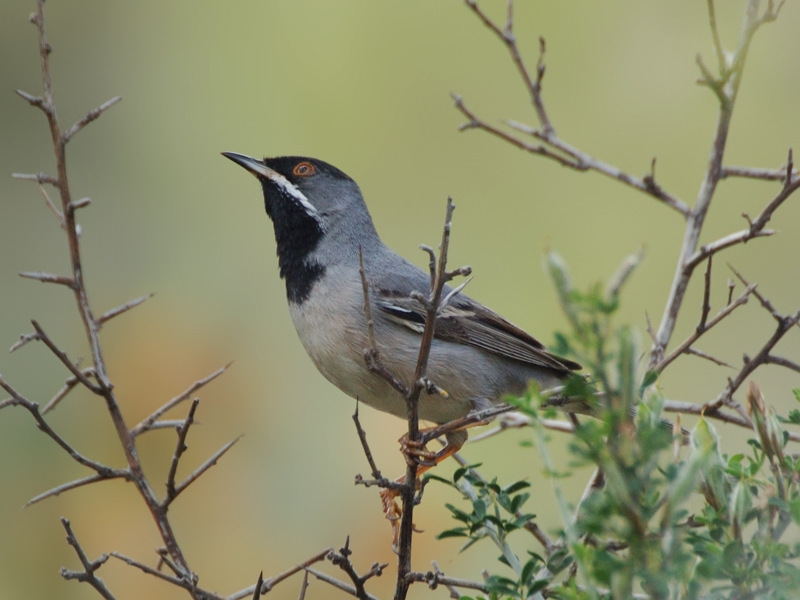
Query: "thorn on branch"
19 271 76 288
68 197 92 213
699 256 713 330
170 434 242 500
252 572 264 599
164 398 200 505
42 367 97 413
9 332 43 353
15 88 46 109
30 320 101 393
130 363 231 436
12 172 59 186
98 293 155 325
684 347 734 369
27 472 127 507
536 36 547 86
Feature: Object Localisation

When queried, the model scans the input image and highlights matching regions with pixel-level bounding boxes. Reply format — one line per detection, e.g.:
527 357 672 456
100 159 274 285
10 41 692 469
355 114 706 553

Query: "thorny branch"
456 0 796 380
3 1 251 596
703 269 800 418
647 0 792 369
328 537 388 600
357 198 471 600
457 0 691 218
59 518 116 600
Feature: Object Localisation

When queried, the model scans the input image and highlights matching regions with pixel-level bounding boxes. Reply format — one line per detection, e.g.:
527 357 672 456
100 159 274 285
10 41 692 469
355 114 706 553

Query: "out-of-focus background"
1 1 798 598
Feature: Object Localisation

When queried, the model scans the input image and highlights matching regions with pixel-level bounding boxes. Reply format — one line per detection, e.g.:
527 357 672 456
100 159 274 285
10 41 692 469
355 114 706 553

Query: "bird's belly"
287 292 476 424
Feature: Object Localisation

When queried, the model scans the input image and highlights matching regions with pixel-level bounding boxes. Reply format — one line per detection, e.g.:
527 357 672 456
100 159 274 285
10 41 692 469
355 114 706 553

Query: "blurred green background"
1 1 798 598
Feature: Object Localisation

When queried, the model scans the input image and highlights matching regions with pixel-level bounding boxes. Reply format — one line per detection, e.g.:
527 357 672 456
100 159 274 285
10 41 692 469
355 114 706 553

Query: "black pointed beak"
221 152 277 179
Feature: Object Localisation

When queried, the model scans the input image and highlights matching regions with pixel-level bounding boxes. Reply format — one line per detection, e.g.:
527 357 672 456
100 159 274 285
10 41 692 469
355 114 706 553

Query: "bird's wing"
374 287 582 373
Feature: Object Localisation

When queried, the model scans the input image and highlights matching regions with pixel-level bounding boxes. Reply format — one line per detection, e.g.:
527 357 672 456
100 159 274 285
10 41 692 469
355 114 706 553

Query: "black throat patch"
261 180 325 304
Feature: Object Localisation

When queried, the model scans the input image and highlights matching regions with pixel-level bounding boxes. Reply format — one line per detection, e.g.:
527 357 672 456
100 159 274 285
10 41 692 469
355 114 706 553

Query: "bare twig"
110 552 222 600
708 304 800 418
35 181 66 227
707 0 727 77
26 473 125 507
606 248 645 299
0 375 127 478
721 164 798 183
59 518 116 600
9 331 43 353
654 282 756 373
19 271 75 288
419 403 517 446
663 399 800 444
647 0 791 369
352 403 405 491
30 320 101 393
14 0 207 580
12 171 58 185
684 347 734 369
452 8 693 220
305 567 381 600
407 567 489 595
329 537 387 600
467 411 576 442
130 363 231 436
228 548 335 600
763 355 800 374
296 571 310 600
684 228 775 272
393 198 469 600
465 0 553 134
170 435 242 500
164 399 200 505
62 96 122 143
98 293 154 325
42 367 97 414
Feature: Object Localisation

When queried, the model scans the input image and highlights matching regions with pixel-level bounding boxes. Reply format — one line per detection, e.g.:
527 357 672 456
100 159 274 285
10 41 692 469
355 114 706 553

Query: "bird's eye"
293 162 316 177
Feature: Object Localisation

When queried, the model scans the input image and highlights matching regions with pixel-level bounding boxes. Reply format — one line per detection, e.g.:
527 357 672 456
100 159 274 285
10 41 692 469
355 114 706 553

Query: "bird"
222 152 583 526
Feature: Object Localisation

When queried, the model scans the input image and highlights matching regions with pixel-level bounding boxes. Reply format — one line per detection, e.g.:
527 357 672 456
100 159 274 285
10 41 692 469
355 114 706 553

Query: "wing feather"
375 292 581 373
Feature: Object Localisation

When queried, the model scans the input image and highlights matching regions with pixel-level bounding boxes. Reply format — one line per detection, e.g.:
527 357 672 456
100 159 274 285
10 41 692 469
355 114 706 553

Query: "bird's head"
222 153 371 232
222 152 380 302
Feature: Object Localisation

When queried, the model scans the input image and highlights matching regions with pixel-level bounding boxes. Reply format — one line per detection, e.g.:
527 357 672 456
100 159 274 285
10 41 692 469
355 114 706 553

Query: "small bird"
222 153 583 456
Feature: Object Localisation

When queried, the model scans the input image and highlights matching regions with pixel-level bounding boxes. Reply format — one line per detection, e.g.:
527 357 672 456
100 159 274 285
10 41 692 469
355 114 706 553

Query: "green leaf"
784 409 800 424
529 577 550 594
423 473 454 487
520 557 538 585
472 498 487 520
503 481 531 494
453 463 482 483
511 493 530 513
640 369 658 390
437 528 468 539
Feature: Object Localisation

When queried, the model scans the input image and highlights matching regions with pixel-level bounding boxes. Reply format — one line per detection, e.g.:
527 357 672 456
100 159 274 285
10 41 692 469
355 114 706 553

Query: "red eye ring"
293 162 316 177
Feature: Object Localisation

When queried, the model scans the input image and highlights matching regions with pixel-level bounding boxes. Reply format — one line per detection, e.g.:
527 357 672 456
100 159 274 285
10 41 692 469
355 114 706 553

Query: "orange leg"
378 418 493 549
380 441 461 550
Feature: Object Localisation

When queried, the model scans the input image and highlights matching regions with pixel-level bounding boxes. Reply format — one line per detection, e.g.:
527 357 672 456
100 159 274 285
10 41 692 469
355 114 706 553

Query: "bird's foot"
399 436 439 467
